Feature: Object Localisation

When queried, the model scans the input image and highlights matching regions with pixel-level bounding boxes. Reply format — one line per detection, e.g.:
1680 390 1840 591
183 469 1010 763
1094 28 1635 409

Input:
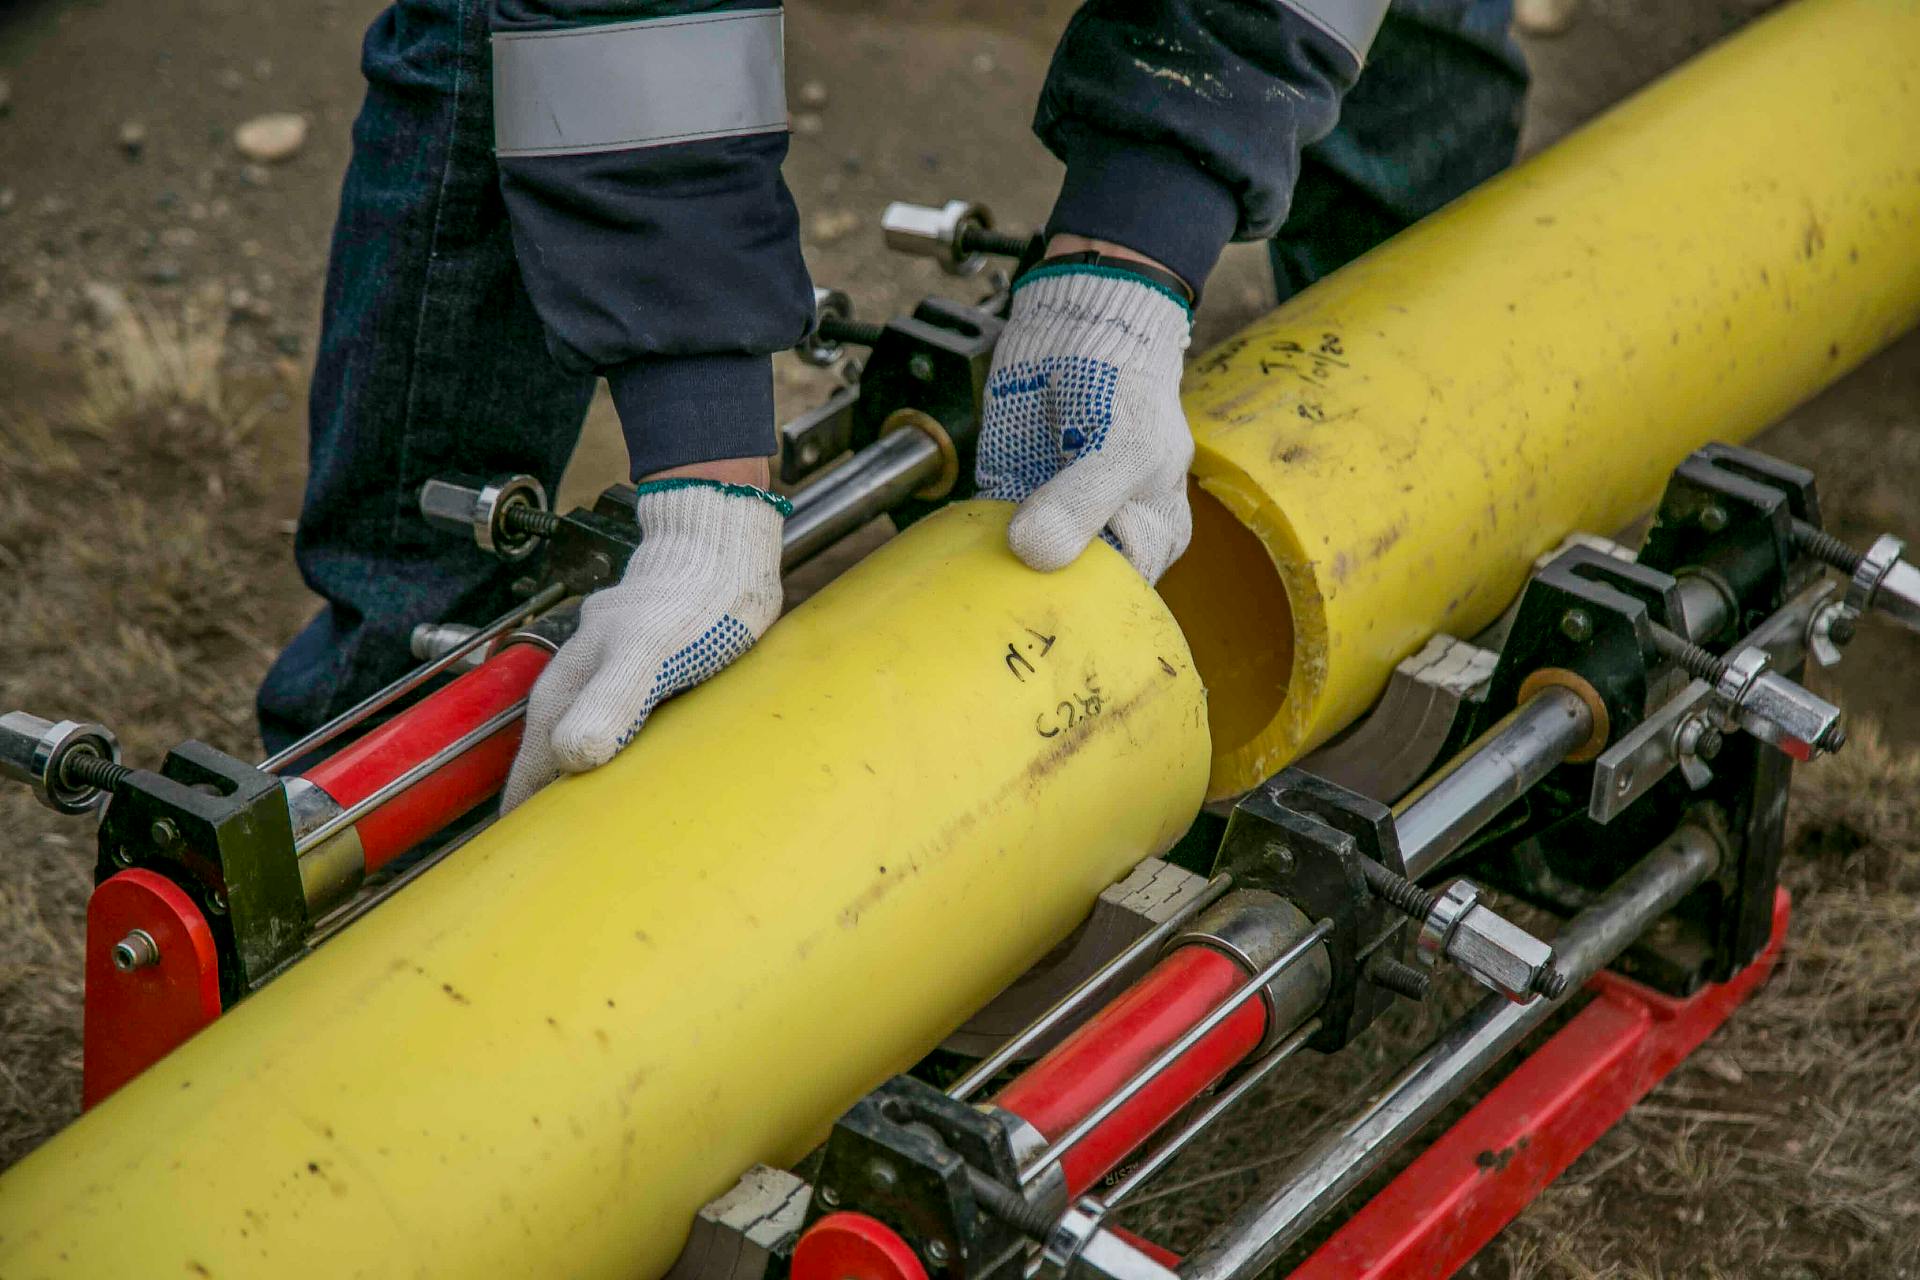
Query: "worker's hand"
975 265 1194 584
501 479 788 812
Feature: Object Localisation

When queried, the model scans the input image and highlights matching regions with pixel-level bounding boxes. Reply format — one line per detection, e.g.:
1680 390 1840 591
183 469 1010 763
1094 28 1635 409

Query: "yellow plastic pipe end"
0 503 1209 1279
1161 0 1920 798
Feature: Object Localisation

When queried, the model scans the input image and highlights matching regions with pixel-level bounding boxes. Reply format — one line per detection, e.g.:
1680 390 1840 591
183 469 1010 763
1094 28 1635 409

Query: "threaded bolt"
502 505 560 539
1532 964 1572 1000
1793 520 1865 574
1366 955 1431 1002
816 316 888 348
112 929 160 972
958 226 1035 259
966 1169 1057 1240
59 752 131 795
1360 859 1440 921
1650 625 1731 685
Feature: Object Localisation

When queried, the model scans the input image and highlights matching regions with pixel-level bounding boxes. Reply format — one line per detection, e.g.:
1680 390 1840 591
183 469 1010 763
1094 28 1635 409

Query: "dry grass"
0 293 302 1166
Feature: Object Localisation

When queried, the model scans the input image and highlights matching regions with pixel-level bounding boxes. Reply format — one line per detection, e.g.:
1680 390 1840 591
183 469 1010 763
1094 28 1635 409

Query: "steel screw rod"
501 504 560 539
959 226 1038 259
1395 685 1594 879
947 873 1237 1102
1017 918 1335 1187
1176 825 1722 1280
1792 519 1864 574
292 700 528 856
782 428 948 572
1102 1019 1322 1209
1650 623 1731 685
61 752 132 795
259 582 567 774
815 316 888 348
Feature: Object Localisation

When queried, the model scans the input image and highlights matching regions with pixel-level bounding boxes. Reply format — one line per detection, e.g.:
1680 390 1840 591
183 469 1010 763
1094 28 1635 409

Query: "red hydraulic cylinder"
993 944 1268 1195
301 640 550 873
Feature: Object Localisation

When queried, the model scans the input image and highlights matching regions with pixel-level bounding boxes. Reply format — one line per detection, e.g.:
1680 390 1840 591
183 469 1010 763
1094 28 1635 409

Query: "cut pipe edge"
1162 0 1920 800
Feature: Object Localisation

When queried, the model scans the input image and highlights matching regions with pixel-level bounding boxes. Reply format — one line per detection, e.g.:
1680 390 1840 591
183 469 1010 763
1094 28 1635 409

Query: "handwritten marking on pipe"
1036 675 1105 739
1004 628 1058 681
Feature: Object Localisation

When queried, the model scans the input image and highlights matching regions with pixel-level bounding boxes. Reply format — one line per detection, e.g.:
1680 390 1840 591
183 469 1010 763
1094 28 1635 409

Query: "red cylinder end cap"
791 1212 930 1280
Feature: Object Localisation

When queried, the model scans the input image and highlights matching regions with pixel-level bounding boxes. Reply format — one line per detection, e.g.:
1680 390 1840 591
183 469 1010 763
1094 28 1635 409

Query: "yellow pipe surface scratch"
1161 0 1920 797
0 504 1209 1278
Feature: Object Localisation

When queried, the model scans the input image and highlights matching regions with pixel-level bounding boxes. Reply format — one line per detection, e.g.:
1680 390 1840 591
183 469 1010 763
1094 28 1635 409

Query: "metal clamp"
1038 1199 1178 1280
1588 679 1717 823
1806 597 1853 668
0 710 121 814
881 200 996 276
418 473 551 562
797 287 854 367
1847 532 1920 632
1414 880 1566 1003
1713 646 1844 760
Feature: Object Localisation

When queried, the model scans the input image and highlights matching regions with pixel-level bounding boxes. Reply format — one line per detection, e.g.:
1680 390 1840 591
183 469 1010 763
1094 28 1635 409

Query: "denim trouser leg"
1270 0 1528 300
258 0 597 754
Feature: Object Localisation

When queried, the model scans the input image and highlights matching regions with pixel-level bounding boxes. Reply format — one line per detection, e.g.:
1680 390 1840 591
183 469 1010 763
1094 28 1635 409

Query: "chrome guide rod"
947 874 1237 1102
292 700 528 856
782 428 945 571
1396 685 1594 879
1102 1019 1323 1209
1177 824 1723 1280
1019 918 1336 1187
259 582 566 773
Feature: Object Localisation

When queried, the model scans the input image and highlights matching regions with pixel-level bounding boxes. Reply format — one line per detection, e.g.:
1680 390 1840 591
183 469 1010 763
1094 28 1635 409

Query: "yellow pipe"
0 504 1209 1278
1160 0 1920 798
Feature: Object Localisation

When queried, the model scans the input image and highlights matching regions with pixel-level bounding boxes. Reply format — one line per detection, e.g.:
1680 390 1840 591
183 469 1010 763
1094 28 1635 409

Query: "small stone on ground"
234 112 308 164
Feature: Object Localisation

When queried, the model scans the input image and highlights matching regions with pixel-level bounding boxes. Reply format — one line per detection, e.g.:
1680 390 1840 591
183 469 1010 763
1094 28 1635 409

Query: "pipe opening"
1158 481 1297 781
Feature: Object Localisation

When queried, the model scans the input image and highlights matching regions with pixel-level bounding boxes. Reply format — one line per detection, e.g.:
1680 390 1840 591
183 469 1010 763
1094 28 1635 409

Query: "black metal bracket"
1484 545 1684 747
780 298 1004 520
1640 443 1823 637
1212 769 1410 1052
95 742 306 1004
525 484 648 599
806 1075 1030 1280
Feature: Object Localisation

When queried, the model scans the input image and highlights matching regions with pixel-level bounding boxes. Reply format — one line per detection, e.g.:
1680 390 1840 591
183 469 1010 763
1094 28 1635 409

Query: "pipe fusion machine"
4 1 1920 1274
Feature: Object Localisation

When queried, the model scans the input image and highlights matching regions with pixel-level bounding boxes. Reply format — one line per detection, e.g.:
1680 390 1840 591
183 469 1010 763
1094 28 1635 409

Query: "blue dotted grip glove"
501 478 788 811
976 266 1195 584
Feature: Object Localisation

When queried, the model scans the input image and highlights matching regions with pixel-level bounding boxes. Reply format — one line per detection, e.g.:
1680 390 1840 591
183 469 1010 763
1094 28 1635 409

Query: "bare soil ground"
2 1 1918 1275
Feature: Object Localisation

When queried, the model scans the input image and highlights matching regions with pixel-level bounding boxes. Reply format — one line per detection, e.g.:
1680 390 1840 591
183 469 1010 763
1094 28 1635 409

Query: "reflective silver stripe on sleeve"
1280 0 1390 64
493 8 786 157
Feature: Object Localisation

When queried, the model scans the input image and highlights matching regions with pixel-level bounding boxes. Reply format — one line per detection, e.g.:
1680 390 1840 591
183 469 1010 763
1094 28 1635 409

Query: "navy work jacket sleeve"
491 0 812 477
1037 1 1373 292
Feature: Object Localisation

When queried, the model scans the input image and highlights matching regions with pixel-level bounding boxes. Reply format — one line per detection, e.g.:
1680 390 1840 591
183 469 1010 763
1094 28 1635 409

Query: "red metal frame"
1292 889 1792 1280
993 944 1268 1194
301 641 550 872
82 868 222 1107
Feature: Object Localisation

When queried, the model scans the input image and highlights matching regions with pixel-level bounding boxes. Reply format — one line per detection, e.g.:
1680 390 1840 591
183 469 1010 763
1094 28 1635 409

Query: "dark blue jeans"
257 0 1525 753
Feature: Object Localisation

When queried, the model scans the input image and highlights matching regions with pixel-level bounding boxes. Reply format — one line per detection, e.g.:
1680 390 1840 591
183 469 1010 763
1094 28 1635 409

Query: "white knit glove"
975 268 1195 584
501 479 787 811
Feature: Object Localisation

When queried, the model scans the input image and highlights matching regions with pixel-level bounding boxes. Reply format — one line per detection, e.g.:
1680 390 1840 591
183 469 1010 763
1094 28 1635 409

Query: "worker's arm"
490 0 807 806
977 0 1380 584
489 0 812 478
